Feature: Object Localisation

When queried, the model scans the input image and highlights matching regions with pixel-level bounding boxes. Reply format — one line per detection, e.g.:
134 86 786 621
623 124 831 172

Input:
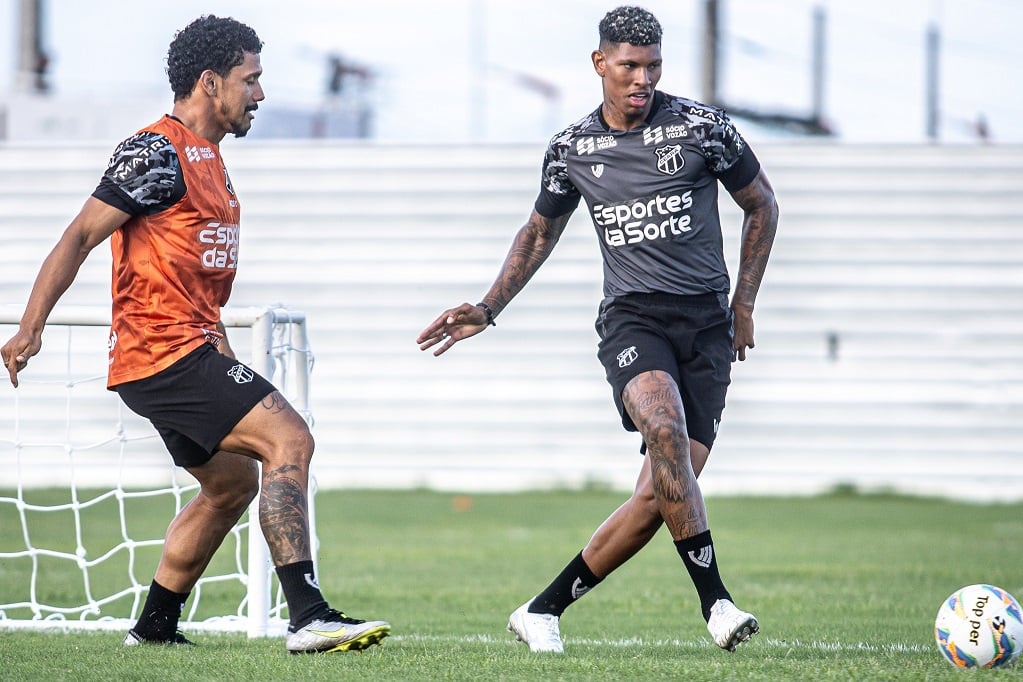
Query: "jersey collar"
596 91 664 132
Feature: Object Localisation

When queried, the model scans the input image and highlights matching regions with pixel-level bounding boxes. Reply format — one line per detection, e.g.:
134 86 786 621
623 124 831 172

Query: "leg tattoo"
624 372 708 540
259 464 311 565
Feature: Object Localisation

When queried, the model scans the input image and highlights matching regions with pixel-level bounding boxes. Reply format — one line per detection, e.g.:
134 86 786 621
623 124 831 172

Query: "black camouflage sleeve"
669 98 760 192
92 132 185 216
534 113 597 219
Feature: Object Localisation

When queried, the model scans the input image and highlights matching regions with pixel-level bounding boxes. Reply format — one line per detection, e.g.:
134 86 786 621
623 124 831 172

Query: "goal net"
0 304 315 638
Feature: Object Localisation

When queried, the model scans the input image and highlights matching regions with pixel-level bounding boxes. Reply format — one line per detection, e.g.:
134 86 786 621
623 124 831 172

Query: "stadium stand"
0 140 1020 500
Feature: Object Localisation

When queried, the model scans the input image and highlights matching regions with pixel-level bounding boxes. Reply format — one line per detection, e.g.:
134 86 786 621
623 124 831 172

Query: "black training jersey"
535 91 760 298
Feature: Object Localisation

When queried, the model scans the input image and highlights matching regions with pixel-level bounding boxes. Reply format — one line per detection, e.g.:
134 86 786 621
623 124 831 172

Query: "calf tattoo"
259 463 311 565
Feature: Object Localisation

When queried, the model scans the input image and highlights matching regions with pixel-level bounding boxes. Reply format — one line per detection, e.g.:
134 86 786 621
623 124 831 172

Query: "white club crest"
617 346 638 368
227 363 253 384
655 144 685 175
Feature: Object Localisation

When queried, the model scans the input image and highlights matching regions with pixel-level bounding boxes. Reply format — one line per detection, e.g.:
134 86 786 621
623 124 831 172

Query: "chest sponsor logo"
643 127 664 145
643 124 689 145
655 144 685 175
184 145 216 163
593 191 693 246
576 135 617 155
199 222 239 269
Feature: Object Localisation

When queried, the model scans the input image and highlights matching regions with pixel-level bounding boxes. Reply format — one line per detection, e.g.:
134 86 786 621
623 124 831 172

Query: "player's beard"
227 104 256 138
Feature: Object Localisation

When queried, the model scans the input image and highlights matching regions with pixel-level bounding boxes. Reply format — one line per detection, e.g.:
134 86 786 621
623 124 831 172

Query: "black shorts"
114 344 276 468
595 292 733 450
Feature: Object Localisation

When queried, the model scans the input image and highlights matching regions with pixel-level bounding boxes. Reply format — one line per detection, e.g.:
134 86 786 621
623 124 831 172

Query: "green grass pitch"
1 487 1022 680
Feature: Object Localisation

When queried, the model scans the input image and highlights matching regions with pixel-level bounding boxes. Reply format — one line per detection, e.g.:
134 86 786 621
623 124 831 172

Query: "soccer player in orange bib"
1 15 389 653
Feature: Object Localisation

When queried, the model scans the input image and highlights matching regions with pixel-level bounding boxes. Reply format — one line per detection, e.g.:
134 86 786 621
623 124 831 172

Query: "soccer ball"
934 584 1023 668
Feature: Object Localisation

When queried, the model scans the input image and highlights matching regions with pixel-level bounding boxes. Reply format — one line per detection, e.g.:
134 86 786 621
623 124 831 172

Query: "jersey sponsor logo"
199 222 239 269
576 135 617 155
687 103 728 127
227 363 254 384
108 134 172 184
593 191 693 246
686 104 743 151
644 124 689 145
655 144 685 175
184 145 216 163
590 163 604 178
643 126 664 145
666 123 688 139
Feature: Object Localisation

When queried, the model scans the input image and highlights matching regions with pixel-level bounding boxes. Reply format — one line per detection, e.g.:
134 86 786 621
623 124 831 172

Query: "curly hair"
598 6 662 48
166 15 263 101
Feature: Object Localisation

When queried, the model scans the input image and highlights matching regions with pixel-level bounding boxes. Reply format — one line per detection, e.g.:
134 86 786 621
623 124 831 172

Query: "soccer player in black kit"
418 5 777 654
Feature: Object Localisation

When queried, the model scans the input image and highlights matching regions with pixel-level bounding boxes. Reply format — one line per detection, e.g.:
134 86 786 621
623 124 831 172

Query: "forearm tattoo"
489 213 566 312
259 463 311 565
732 174 779 309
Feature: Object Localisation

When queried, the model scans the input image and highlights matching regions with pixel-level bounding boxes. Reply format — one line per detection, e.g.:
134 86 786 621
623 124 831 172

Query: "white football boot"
706 598 759 651
507 599 564 653
286 609 390 653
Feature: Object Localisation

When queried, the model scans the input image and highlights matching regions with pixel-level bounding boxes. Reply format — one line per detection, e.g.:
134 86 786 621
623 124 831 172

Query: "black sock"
675 530 731 621
133 580 189 640
530 552 603 617
276 560 330 629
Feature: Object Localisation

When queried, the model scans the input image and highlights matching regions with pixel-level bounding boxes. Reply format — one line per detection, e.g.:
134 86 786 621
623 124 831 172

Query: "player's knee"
641 417 687 458
266 423 315 468
292 425 315 462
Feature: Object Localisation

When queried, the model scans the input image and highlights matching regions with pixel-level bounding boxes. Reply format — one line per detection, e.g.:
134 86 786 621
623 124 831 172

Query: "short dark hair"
166 15 263 101
598 6 662 48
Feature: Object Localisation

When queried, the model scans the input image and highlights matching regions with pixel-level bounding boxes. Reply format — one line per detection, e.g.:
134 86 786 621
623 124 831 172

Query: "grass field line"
389 632 933 654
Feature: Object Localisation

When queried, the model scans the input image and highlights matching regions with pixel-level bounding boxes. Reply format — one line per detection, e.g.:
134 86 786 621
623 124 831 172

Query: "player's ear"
200 69 218 96
592 50 606 77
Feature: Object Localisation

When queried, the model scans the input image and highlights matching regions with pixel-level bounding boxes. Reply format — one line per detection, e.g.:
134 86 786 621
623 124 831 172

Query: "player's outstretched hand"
1 330 41 388
417 303 490 356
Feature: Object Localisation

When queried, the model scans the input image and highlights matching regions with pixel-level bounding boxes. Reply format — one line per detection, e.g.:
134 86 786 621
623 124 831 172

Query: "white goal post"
0 304 315 638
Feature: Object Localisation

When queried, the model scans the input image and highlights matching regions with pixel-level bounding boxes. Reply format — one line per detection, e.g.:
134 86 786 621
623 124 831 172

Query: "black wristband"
476 302 497 327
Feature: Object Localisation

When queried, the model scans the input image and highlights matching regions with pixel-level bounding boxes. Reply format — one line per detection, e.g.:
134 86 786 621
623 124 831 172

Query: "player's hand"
417 303 490 356
731 304 755 362
1 330 41 388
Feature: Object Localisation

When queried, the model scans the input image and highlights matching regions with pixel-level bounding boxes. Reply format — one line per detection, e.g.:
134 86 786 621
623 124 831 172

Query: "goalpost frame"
0 304 311 639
